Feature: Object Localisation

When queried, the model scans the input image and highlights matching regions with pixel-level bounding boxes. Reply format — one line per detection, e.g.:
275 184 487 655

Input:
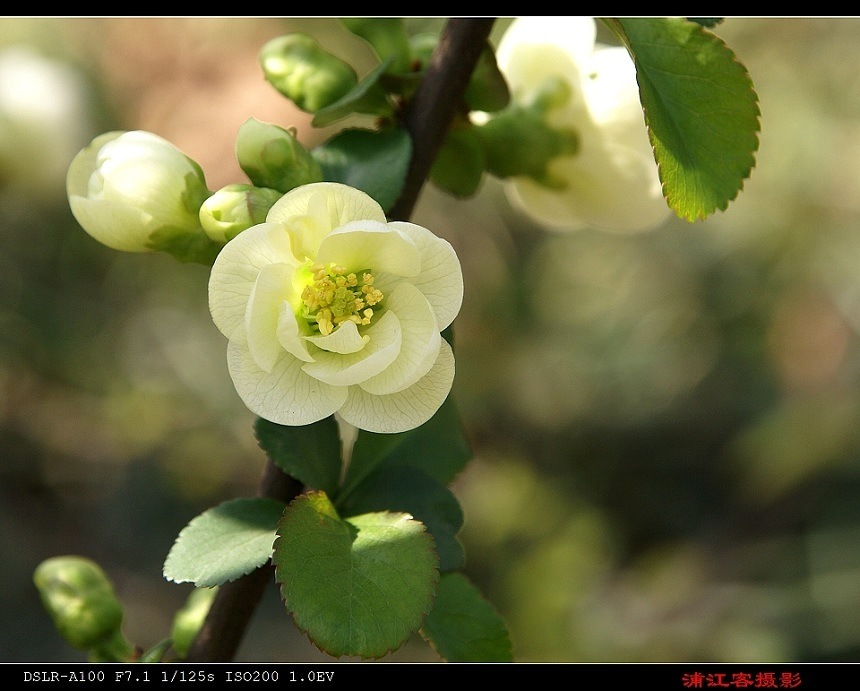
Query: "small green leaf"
421 572 513 662
431 127 486 199
254 415 342 496
274 491 438 659
163 498 285 587
464 42 510 113
341 394 471 500
337 465 465 572
611 17 760 221
311 59 394 128
312 127 411 213
137 638 172 663
687 17 724 28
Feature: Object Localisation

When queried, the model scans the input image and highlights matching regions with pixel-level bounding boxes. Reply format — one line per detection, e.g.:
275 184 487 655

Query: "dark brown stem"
388 18 497 221
184 462 302 662
185 16 496 662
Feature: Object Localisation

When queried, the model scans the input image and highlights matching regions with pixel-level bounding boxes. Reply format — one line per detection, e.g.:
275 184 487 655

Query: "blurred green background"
3 17 860 662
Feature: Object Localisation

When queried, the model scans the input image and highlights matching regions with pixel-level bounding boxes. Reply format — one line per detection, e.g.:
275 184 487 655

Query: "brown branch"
184 461 302 662
185 16 497 662
389 17 497 221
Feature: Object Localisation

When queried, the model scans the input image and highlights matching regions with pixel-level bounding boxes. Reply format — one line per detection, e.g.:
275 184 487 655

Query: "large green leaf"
610 17 760 221
340 394 471 501
254 415 342 496
274 491 438 659
312 126 411 214
421 572 513 662
336 465 465 572
163 498 285 587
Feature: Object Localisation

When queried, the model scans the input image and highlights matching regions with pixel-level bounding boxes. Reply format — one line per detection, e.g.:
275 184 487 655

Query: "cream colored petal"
277 301 315 363
266 182 386 258
338 340 455 434
359 282 440 396
496 17 595 107
208 222 296 339
227 335 346 426
68 195 153 252
385 221 464 331
245 262 292 373
315 222 421 277
303 319 368 354
301 310 402 387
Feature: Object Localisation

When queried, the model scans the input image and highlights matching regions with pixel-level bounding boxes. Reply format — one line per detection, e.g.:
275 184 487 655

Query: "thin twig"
185 16 496 662
389 18 496 221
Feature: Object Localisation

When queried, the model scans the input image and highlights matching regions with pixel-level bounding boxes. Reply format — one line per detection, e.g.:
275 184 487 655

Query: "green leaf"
274 491 438 659
312 127 411 214
146 224 221 265
254 415 342 496
421 572 513 662
337 465 465 572
163 498 285 587
611 17 760 221
464 41 510 113
431 127 486 199
311 59 394 128
340 394 471 501
137 638 172 663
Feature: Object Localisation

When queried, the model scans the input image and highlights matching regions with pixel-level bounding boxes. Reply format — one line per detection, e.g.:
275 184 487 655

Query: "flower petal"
315 221 421 277
68 195 153 252
385 221 464 330
495 17 595 108
359 282 440 396
245 262 293 373
266 182 386 259
227 334 347 426
339 339 455 434
301 310 402 387
303 318 368 354
209 222 296 339
277 301 315 363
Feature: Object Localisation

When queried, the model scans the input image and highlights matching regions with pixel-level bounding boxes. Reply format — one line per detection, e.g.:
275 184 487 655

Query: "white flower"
208 182 463 434
67 130 210 253
495 17 671 233
0 46 93 198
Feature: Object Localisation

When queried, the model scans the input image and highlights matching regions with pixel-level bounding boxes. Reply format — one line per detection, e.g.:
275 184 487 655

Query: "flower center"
300 263 384 336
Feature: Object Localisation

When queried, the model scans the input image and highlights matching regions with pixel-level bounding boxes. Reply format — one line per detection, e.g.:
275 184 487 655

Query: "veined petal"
303 319 368 354
277 301 315 363
245 262 293 373
359 282 440 396
266 182 386 258
301 310 402 387
386 221 464 331
339 340 455 434
315 221 421 277
209 222 297 339
227 335 346 426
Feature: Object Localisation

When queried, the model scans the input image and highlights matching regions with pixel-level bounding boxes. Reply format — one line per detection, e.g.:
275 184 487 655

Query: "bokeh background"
3 17 860 663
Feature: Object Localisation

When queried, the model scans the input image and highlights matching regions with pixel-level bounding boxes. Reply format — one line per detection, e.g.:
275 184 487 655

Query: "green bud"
235 118 323 193
199 184 283 244
170 587 217 658
475 106 579 182
259 34 358 113
341 18 412 74
33 556 129 653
